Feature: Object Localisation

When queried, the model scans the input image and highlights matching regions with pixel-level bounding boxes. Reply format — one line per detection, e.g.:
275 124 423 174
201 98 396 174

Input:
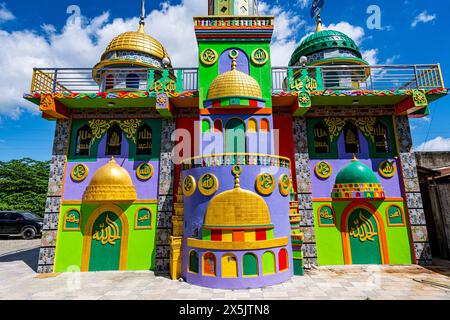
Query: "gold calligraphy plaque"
183 175 197 197
71 164 89 182
198 173 219 197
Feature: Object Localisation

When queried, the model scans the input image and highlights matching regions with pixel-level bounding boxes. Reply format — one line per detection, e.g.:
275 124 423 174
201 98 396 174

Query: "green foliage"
0 158 50 217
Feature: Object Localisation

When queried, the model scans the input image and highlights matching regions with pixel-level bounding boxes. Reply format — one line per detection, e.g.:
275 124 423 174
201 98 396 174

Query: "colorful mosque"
25 0 448 289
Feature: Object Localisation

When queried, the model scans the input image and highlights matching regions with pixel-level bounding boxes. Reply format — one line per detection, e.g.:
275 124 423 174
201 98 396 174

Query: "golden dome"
206 58 262 101
101 25 169 61
83 158 137 202
204 180 272 228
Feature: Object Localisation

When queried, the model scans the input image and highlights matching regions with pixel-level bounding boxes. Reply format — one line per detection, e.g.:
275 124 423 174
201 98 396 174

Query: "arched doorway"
225 118 246 154
342 204 389 265
81 205 128 271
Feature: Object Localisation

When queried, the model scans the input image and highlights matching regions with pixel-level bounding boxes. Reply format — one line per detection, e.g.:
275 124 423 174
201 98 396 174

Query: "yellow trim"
378 160 396 179
437 63 445 88
183 153 291 165
187 237 288 250
81 204 129 272
198 173 219 197
385 204 406 227
134 207 153 230
62 208 82 231
70 164 89 182
182 175 197 197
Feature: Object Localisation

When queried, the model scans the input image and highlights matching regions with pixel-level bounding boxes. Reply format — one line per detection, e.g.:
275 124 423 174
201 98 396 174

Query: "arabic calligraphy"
251 48 269 65
66 214 79 224
71 164 88 182
256 173 275 195
136 163 154 181
349 211 378 242
199 173 218 196
379 161 396 178
200 48 218 65
93 214 121 246
315 161 332 179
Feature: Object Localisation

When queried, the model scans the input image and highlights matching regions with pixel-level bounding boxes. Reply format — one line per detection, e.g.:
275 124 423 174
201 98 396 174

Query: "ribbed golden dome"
83 158 137 202
207 69 262 100
204 185 271 228
101 25 169 61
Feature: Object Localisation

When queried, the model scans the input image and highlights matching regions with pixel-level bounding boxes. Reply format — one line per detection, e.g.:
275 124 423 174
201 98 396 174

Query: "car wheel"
21 227 36 240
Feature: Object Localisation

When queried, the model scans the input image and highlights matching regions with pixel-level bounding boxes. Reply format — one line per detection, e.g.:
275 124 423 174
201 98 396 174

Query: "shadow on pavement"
0 247 39 272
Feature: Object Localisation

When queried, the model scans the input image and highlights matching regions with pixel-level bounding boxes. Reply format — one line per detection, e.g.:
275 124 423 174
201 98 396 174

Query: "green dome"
335 159 379 185
289 29 364 66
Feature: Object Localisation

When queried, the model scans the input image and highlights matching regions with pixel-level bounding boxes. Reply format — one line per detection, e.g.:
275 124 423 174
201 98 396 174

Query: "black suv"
0 211 43 240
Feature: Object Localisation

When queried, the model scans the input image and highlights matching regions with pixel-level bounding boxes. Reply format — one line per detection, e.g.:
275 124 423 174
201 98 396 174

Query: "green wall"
313 200 413 266
54 202 158 272
198 42 273 108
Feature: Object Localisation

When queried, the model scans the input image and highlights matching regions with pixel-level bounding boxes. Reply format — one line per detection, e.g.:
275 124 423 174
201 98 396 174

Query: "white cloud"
297 0 311 9
412 11 436 28
362 49 379 66
416 136 450 151
0 3 14 23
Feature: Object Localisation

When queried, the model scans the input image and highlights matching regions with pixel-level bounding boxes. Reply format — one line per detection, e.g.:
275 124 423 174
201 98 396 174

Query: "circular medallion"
182 175 196 197
315 161 332 179
251 48 269 65
156 92 168 107
136 162 154 181
278 174 291 196
379 160 396 178
200 48 218 65
198 173 219 196
71 164 88 182
255 173 275 196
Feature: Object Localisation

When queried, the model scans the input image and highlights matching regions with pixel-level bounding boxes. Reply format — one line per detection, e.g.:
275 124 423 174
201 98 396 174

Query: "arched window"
225 118 246 153
213 119 222 133
243 253 258 277
126 73 140 89
343 122 360 154
262 251 276 275
221 253 238 278
75 125 92 156
136 124 152 155
374 121 390 153
248 118 257 133
105 74 114 91
313 122 330 154
202 119 211 134
189 251 199 273
278 248 288 271
106 124 122 156
203 252 216 276
260 119 270 132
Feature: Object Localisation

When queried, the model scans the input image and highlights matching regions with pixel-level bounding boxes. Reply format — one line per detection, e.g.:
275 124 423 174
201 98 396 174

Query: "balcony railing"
29 64 444 95
30 67 199 94
272 64 445 92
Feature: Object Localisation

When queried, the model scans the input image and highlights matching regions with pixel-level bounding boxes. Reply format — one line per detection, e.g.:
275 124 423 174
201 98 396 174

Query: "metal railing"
272 64 445 92
30 67 199 94
30 64 444 95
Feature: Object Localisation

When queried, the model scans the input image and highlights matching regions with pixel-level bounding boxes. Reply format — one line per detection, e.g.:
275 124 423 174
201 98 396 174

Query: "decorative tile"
156 229 171 245
298 193 313 210
158 195 174 212
37 265 54 274
155 259 170 272
38 247 56 265
156 245 170 258
408 209 427 226
302 243 317 258
406 192 423 209
43 213 60 230
157 211 172 229
302 226 316 243
41 230 57 247
400 153 418 179
411 226 429 242
300 209 314 227
414 242 432 261
404 178 420 192
45 197 61 214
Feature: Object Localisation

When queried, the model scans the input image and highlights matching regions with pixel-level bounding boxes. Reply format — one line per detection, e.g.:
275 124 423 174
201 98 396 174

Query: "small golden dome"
83 158 137 202
206 52 262 101
204 187 271 228
101 25 169 61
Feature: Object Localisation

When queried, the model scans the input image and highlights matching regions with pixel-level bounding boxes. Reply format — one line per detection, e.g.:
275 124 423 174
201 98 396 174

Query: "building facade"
25 0 447 288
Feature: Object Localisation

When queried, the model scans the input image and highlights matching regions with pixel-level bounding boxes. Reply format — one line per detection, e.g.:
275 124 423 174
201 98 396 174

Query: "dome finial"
316 14 323 32
232 165 242 189
229 49 239 71
138 0 146 33
352 153 358 161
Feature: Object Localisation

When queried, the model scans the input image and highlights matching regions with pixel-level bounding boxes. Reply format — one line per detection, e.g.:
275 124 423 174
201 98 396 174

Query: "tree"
0 158 50 217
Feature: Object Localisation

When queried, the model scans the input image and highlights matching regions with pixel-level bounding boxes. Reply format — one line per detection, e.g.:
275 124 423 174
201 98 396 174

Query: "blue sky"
0 0 448 161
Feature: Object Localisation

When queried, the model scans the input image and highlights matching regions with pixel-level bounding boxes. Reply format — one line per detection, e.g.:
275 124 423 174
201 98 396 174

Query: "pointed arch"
343 122 360 154
374 120 390 153
106 124 122 156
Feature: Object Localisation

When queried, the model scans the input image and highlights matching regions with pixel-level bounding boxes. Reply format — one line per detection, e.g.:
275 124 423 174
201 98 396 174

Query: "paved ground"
0 239 450 300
